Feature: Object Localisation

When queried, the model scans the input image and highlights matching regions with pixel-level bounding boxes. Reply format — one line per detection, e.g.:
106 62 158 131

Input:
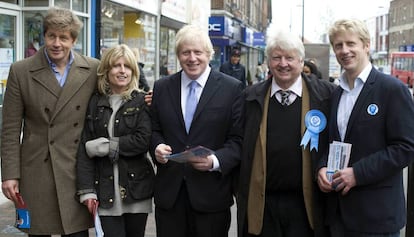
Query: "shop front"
94 0 158 88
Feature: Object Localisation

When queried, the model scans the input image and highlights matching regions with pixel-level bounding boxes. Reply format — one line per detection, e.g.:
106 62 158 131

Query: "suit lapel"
166 73 186 129
192 71 221 122
344 69 376 140
331 88 343 141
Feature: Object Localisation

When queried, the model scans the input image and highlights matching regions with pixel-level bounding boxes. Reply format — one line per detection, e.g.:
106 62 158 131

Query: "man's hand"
155 143 171 164
317 167 333 193
1 179 19 203
188 154 213 171
332 167 356 195
145 91 153 106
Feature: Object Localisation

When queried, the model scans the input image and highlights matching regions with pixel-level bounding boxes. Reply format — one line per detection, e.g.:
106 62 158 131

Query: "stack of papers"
327 141 352 182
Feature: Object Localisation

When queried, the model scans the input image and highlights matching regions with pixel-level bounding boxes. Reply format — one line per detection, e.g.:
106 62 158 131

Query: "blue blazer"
325 68 414 233
150 69 244 212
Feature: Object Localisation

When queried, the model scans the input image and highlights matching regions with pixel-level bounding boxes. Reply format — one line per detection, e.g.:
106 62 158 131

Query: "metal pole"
302 0 305 42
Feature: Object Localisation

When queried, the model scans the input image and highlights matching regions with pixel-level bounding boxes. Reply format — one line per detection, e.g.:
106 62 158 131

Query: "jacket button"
73 122 78 127
50 141 54 145
115 119 119 124
44 108 50 113
74 139 79 144
109 176 113 180
95 180 99 185
49 124 54 128
76 105 81 110
109 198 113 203
130 173 135 178
120 186 127 199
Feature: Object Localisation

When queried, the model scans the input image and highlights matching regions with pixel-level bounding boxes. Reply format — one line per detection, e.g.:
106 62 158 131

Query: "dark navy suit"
323 67 414 234
150 69 243 236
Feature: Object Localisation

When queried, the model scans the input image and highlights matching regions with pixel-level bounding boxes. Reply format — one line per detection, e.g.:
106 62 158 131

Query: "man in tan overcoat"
1 7 99 236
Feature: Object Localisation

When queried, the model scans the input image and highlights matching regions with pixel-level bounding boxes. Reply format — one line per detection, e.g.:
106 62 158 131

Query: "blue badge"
300 110 327 151
367 104 379 116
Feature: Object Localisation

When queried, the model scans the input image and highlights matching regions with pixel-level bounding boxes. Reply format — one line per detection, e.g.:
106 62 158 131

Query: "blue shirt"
44 48 74 87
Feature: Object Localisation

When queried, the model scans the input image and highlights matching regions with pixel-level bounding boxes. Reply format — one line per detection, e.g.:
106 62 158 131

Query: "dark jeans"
28 229 88 237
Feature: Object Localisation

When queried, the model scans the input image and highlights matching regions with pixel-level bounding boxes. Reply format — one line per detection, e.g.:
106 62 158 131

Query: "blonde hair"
329 19 371 47
97 44 140 100
175 24 214 60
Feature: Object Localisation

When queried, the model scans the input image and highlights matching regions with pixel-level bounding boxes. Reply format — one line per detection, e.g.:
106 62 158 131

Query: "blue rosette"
300 110 327 151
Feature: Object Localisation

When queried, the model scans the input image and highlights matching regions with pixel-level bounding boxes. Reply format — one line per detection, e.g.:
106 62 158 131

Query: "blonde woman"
76 44 154 237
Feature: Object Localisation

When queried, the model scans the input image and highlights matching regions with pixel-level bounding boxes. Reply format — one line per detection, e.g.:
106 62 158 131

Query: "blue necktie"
185 81 198 133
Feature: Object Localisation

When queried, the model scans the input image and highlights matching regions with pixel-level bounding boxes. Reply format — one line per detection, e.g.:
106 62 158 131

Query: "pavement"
0 167 237 237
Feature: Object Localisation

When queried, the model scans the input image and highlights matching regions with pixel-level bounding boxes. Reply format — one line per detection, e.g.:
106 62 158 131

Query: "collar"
44 47 74 67
270 75 303 98
181 66 211 88
339 63 372 91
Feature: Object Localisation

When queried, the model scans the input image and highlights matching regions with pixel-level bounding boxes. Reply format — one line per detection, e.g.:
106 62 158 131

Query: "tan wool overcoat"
1 47 99 235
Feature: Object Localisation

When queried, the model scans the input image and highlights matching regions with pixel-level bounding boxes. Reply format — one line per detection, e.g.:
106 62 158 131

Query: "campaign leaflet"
326 141 352 182
15 193 30 229
164 146 214 163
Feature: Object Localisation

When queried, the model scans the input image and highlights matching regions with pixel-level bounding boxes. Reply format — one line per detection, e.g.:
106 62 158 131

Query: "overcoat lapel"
52 55 93 121
30 49 61 98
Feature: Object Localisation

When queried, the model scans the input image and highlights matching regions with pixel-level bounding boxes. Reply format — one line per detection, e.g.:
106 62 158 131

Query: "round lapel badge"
367 104 379 115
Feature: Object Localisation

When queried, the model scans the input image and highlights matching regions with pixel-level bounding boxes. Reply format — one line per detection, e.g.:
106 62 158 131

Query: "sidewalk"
0 163 236 237
0 168 11 206
0 201 236 237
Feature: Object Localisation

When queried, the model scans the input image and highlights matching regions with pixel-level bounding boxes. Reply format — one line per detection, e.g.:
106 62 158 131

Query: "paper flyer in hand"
93 201 104 237
326 141 352 182
165 146 214 163
15 193 30 229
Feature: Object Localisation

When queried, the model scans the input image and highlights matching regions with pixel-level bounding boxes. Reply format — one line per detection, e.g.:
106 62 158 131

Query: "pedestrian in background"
76 44 154 237
131 47 150 92
237 24 335 237
1 7 99 236
150 24 244 237
220 48 247 89
255 62 265 83
317 18 414 237
303 60 319 80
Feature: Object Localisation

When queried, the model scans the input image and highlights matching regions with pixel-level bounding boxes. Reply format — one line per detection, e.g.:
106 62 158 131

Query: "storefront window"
24 12 45 58
55 0 70 9
24 0 48 7
159 27 177 78
0 0 17 4
72 0 87 13
0 13 16 104
23 12 88 57
54 0 87 12
101 1 157 88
